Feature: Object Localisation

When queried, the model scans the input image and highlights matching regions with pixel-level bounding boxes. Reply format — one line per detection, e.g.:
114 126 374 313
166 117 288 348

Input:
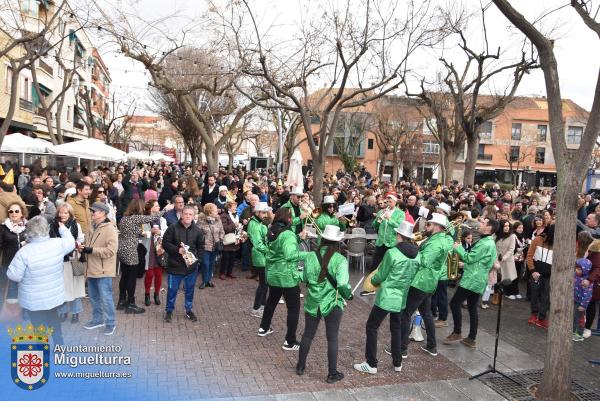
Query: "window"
511 123 522 140
510 146 520 162
478 121 493 141
535 147 546 164
537 124 547 142
367 138 374 150
567 126 583 145
5 66 13 93
423 141 439 154
21 77 30 101
477 144 492 160
20 0 39 17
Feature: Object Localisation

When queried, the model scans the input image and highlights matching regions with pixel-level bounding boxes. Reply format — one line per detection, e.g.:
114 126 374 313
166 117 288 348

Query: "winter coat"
67 195 92 236
496 234 517 282
411 232 452 293
265 221 307 288
118 214 158 265
84 220 119 278
200 184 219 206
28 200 56 223
0 190 26 222
197 214 225 252
372 207 405 248
0 223 25 268
526 236 553 277
302 248 352 317
372 242 421 312
162 220 204 275
247 216 268 267
220 212 240 252
50 219 85 302
574 259 593 308
7 226 75 311
586 240 600 301
120 177 148 215
455 235 497 295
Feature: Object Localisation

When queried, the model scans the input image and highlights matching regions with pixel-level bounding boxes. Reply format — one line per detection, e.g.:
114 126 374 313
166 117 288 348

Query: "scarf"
229 211 239 226
4 218 27 234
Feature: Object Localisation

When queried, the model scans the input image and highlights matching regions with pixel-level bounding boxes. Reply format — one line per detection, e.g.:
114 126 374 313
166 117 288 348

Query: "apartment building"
127 115 183 160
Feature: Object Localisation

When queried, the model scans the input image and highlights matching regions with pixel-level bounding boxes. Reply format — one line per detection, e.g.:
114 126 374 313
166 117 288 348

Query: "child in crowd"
574 258 593 341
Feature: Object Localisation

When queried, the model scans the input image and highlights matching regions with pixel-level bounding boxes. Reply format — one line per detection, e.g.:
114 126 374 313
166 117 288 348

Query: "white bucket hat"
254 202 272 212
219 185 228 192
322 195 336 205
436 202 451 216
321 225 345 242
395 221 415 239
429 212 448 228
290 186 304 196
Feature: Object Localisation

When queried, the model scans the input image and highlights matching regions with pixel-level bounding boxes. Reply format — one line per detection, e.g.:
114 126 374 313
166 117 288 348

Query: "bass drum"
297 239 312 271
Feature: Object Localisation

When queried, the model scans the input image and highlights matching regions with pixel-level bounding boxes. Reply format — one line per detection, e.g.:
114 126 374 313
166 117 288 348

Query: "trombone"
300 202 323 236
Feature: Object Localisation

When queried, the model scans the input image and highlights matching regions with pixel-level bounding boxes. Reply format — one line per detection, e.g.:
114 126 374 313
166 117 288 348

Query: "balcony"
19 98 33 111
477 154 493 161
38 59 53 76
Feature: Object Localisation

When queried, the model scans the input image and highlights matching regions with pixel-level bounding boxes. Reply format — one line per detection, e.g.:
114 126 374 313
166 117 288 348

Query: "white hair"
26 216 50 239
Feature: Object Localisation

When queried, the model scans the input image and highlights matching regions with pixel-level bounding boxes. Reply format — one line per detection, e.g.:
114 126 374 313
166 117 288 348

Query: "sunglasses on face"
8 209 21 214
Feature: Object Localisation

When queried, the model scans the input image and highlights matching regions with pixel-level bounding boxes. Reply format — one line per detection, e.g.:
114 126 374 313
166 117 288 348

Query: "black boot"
116 297 127 311
154 293 161 306
144 294 151 306
70 313 79 324
125 298 145 314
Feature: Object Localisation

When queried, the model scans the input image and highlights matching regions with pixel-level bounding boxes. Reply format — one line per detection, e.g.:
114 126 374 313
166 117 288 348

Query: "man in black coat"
161 205 204 323
158 177 178 209
201 175 219 206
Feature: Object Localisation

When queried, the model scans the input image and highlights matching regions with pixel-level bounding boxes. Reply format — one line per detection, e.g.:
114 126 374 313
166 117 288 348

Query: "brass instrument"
377 207 393 223
300 202 323 236
447 222 462 280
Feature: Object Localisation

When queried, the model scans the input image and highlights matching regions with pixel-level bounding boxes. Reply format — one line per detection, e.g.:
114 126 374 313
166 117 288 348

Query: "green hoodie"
247 216 268 268
265 223 308 287
454 235 497 294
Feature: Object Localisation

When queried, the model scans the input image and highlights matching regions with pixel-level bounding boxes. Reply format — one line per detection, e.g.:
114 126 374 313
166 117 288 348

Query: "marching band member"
248 202 272 318
361 193 405 296
315 195 346 234
444 218 499 348
296 225 352 384
281 186 307 236
399 213 453 358
258 207 308 351
353 221 420 374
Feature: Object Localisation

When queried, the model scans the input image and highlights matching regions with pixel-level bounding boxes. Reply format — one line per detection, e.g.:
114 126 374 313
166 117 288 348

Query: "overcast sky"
98 0 600 114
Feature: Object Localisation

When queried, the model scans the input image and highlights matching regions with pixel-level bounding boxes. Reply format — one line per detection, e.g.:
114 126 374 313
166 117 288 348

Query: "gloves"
82 247 93 254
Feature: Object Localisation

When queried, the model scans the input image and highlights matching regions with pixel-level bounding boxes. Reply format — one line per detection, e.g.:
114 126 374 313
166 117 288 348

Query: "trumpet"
377 207 393 223
300 203 323 236
447 222 462 280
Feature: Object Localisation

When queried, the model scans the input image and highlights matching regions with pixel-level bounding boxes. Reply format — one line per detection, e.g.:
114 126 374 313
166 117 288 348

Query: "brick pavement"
57 264 468 400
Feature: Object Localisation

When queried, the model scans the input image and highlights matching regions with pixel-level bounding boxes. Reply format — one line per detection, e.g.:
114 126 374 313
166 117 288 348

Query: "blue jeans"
58 299 83 315
201 251 218 284
87 277 116 327
241 241 251 271
431 280 449 321
166 271 197 313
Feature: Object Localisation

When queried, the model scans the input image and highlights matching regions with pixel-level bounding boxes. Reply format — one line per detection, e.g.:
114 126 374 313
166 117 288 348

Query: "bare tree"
97 93 136 146
503 143 535 186
332 111 371 173
224 0 443 203
493 1 600 400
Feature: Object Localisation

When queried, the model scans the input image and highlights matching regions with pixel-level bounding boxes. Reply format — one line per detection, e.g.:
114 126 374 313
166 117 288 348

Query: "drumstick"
352 275 366 295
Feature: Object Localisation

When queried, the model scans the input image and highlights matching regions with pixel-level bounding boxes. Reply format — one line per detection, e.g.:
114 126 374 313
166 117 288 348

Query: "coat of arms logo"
8 324 51 390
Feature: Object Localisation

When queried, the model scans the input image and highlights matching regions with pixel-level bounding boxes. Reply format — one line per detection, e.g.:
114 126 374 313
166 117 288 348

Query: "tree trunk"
206 147 219 174
463 134 479 186
311 158 324 205
0 67 20 146
392 152 399 184
443 146 456 186
438 145 446 185
228 152 234 173
539 170 579 400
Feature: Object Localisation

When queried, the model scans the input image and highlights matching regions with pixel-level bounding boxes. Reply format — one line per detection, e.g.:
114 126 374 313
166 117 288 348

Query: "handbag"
491 291 502 305
223 233 237 246
70 251 87 276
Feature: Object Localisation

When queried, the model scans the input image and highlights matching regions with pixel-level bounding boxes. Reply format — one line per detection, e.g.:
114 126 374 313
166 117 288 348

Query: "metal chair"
350 227 366 236
346 237 367 273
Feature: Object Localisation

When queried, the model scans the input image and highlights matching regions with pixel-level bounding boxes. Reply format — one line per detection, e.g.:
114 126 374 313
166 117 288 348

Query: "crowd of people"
0 161 599 382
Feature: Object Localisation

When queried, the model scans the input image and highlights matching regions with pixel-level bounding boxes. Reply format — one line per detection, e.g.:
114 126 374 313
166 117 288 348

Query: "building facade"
127 115 183 161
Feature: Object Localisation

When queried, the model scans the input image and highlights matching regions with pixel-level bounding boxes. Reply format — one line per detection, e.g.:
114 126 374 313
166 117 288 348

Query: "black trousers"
400 287 436 351
365 304 402 368
29 306 63 345
260 285 300 344
585 301 598 330
119 262 139 304
298 307 343 375
220 251 236 275
530 276 550 320
253 268 268 310
449 286 480 340
371 245 391 273
505 261 524 296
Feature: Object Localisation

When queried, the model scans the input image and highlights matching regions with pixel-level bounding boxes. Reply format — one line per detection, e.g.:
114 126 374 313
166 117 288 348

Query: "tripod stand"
469 280 519 384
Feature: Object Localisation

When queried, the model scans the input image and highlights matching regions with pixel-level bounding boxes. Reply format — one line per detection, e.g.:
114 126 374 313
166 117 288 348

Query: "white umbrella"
50 138 127 162
150 152 175 162
127 150 152 162
1 133 52 153
286 149 304 187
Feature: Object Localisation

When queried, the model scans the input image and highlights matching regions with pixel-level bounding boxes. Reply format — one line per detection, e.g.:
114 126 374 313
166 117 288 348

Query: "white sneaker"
515 294 523 299
250 307 264 318
278 298 285 304
583 329 592 339
257 327 273 337
282 341 300 351
394 365 402 372
353 362 377 374
507 295 516 300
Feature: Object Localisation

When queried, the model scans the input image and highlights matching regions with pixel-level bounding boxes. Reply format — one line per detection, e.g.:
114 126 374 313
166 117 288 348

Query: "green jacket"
315 212 346 233
411 232 452 293
266 227 307 288
281 200 303 234
371 245 421 312
372 208 405 248
302 249 352 317
454 235 497 294
247 216 268 268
